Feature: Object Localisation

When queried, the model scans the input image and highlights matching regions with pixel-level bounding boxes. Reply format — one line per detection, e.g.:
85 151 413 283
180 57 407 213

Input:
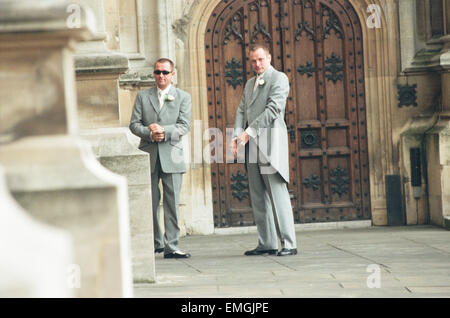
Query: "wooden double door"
205 0 371 227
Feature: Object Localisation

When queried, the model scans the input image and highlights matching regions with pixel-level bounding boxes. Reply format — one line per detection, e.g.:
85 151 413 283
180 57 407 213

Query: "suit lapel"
149 87 160 114
247 66 273 108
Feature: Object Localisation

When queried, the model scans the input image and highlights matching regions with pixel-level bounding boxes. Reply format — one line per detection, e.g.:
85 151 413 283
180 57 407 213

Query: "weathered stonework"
81 128 156 283
0 0 133 297
74 0 450 232
73 1 156 283
0 166 74 298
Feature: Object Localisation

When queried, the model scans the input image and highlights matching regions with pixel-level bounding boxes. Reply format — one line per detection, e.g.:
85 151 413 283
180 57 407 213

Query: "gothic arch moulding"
185 0 399 225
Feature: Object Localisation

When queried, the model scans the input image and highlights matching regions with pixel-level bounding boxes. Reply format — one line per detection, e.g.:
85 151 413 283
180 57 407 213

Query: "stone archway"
204 0 371 227
183 0 399 226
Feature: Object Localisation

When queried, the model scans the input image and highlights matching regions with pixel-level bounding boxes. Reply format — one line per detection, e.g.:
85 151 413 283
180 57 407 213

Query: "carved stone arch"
183 0 398 226
348 0 400 225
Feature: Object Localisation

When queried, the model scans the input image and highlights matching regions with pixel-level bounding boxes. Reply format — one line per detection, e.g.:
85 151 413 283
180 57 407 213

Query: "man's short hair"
155 58 175 71
249 44 271 55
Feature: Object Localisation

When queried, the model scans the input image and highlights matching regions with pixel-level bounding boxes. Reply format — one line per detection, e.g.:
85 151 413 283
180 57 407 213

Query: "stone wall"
103 0 215 236
0 0 133 297
72 0 156 282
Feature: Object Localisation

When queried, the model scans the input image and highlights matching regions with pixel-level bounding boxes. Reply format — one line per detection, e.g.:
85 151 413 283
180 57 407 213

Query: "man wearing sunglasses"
130 58 192 259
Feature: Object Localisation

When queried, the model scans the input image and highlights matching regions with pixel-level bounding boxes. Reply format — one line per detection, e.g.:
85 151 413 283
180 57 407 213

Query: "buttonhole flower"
165 94 175 101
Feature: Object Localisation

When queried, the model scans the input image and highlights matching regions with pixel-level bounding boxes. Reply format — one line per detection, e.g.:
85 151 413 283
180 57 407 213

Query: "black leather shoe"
277 248 297 256
164 250 191 259
244 248 278 256
154 248 164 253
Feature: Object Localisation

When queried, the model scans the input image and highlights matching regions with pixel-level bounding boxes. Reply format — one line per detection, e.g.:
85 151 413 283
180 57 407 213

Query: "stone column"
447 0 450 36
157 0 176 62
73 1 156 282
82 128 156 283
0 0 133 297
171 1 216 236
0 166 74 298
427 29 450 229
426 122 450 229
72 0 130 129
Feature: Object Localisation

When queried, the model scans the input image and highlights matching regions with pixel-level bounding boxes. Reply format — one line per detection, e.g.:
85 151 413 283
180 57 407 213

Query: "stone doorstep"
444 216 450 230
214 220 372 235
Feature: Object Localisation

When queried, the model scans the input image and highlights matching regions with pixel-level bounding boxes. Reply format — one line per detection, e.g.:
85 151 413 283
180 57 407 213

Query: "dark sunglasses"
154 70 172 75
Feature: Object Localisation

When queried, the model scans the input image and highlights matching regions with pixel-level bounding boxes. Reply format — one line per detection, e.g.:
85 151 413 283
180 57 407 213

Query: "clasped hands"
148 123 165 142
230 131 249 158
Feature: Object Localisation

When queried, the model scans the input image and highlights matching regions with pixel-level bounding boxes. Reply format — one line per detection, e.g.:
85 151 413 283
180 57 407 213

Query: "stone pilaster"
428 31 450 229
81 128 156 283
73 1 156 281
156 0 176 62
71 0 130 129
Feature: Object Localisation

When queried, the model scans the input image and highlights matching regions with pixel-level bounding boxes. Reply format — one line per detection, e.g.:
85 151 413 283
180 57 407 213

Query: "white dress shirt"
246 72 266 138
157 84 172 110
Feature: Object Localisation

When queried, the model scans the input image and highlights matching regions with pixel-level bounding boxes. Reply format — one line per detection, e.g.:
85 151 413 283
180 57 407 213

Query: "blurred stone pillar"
72 0 155 282
82 128 155 283
73 0 129 129
157 0 175 62
445 0 450 38
0 0 133 297
0 166 74 298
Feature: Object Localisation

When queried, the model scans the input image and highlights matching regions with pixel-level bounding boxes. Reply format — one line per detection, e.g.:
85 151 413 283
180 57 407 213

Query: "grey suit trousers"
246 162 297 250
152 153 183 253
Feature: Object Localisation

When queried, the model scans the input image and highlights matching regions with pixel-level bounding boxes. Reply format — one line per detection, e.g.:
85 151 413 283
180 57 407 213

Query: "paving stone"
135 225 450 298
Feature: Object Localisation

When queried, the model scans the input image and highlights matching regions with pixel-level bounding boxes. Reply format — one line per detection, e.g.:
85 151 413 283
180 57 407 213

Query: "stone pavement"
134 225 450 298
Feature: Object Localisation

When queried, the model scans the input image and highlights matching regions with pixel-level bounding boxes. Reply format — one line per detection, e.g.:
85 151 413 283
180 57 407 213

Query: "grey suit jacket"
129 86 192 174
234 65 290 183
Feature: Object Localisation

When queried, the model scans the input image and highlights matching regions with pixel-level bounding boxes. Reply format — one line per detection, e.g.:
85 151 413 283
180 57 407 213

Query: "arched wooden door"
205 0 371 227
